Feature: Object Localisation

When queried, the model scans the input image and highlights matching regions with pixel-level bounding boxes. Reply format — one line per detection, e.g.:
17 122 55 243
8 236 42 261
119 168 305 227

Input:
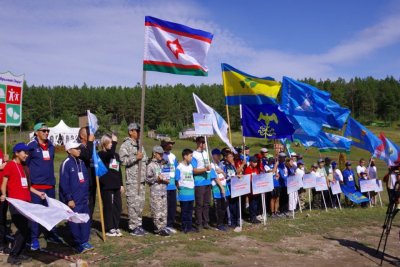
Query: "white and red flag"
143 16 213 76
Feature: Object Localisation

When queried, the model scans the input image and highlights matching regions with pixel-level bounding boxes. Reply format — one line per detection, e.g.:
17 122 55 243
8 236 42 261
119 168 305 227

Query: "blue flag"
92 143 108 177
242 104 295 139
294 130 351 153
344 117 381 153
341 184 369 204
323 99 351 130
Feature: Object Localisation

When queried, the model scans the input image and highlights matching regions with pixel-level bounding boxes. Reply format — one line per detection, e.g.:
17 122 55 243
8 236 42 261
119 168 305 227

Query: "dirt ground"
0 225 398 266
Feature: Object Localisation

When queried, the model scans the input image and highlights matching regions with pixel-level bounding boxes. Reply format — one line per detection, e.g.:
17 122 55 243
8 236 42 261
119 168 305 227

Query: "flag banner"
287 174 303 194
293 130 318 148
374 132 400 166
241 104 294 139
0 71 24 126
221 63 280 105
302 173 317 189
341 184 369 204
93 142 108 177
323 99 351 130
330 181 342 195
375 180 384 192
252 173 274 194
143 16 213 76
193 93 236 153
344 117 381 153
87 110 99 135
317 132 351 153
359 179 377 193
7 196 89 231
193 113 213 136
231 175 251 198
315 176 328 191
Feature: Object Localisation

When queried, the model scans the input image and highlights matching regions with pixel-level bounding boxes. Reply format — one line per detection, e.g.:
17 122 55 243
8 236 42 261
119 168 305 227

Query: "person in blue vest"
27 122 63 250
59 140 93 253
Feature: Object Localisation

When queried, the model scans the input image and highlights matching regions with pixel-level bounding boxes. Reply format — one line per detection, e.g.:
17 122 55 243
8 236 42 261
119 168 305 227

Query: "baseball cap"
331 161 337 168
128 123 140 131
278 152 286 157
318 158 324 163
290 152 297 157
65 140 81 151
345 161 352 166
161 137 175 146
211 148 221 155
13 143 29 153
153 145 164 154
311 163 318 168
260 148 268 153
244 145 250 150
34 122 48 131
249 156 258 163
297 160 304 165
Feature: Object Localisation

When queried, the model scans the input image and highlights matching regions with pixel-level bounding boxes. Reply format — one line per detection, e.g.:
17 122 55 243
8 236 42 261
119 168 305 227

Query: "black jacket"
98 141 123 190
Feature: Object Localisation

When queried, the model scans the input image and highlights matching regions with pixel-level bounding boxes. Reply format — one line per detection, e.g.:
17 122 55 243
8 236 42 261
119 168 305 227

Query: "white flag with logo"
87 110 99 134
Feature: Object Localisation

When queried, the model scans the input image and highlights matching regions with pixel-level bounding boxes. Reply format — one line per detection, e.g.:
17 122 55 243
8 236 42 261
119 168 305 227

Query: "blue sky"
0 0 399 86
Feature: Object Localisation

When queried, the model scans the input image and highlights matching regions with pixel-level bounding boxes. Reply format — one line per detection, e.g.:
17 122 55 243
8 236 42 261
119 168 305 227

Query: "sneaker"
165 227 177 234
203 224 211 230
17 254 32 262
30 239 40 251
256 215 263 221
47 234 64 244
115 229 123 237
130 227 145 237
251 218 261 224
196 225 203 232
106 229 118 237
157 228 170 237
1 246 11 254
233 226 242 233
138 226 148 235
217 225 228 232
83 242 94 251
7 255 22 265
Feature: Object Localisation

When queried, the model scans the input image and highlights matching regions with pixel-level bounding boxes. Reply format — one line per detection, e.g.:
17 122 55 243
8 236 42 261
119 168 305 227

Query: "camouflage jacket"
146 158 167 195
119 137 148 184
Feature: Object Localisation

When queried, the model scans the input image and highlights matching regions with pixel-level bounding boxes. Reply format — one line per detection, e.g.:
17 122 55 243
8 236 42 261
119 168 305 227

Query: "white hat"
260 148 268 153
290 152 297 157
65 140 81 151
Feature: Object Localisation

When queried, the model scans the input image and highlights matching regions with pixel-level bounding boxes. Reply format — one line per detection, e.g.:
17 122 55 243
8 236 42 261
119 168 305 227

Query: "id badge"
78 172 85 183
42 150 50 160
21 177 28 187
109 159 120 171
348 175 353 181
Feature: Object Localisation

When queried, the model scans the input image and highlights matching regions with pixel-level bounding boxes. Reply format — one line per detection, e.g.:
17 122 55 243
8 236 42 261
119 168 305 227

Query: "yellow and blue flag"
221 63 281 105
241 104 294 139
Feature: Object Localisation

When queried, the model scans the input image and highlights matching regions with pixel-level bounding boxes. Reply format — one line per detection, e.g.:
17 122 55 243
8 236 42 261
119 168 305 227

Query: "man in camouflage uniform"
146 146 169 236
119 123 148 236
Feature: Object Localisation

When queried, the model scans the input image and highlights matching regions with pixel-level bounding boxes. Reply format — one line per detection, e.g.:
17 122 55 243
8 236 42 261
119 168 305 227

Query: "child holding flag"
0 143 46 265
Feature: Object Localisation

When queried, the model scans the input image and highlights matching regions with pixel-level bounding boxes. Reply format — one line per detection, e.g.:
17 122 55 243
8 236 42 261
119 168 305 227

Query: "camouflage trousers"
126 182 146 230
150 190 167 232
298 189 306 209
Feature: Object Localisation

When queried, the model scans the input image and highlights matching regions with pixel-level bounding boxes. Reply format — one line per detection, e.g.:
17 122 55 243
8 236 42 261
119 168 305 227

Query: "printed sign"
375 179 383 193
252 173 274 195
302 173 317 189
315 176 328 191
359 179 377 193
0 72 24 126
231 174 251 198
287 174 303 194
330 181 342 195
193 113 213 136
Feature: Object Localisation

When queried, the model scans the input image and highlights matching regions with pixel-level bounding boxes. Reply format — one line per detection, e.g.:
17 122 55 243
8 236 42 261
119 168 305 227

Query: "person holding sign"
59 140 93 253
223 151 240 231
244 156 261 224
1 143 46 265
210 157 229 231
98 134 124 237
312 159 327 209
27 122 63 251
161 138 179 234
175 149 197 233
192 136 212 231
266 158 280 218
146 146 170 236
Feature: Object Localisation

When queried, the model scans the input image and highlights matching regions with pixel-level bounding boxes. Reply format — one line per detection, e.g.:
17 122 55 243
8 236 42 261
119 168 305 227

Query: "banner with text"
252 173 274 194
0 72 24 126
231 175 251 198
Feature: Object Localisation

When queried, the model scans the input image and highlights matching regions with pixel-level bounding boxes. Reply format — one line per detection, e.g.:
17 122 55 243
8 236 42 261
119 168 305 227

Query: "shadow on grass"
324 236 399 266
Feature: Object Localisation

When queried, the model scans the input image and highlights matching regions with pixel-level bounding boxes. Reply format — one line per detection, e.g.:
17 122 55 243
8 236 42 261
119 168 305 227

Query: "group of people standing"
0 120 393 266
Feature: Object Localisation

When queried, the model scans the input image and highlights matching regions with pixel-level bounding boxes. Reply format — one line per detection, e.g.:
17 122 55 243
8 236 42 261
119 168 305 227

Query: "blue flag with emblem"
341 184 369 204
294 130 351 153
344 117 381 153
87 110 108 177
241 103 295 139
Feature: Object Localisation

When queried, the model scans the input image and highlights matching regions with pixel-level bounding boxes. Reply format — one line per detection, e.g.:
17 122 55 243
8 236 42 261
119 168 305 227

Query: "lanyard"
13 160 25 178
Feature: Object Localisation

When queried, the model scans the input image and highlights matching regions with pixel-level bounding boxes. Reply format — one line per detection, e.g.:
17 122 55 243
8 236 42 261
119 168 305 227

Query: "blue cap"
332 161 337 168
13 142 29 153
211 148 221 155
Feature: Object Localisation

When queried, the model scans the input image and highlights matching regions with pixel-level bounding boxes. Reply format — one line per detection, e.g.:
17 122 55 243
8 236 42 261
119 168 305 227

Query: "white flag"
7 196 89 231
193 93 236 153
87 110 99 134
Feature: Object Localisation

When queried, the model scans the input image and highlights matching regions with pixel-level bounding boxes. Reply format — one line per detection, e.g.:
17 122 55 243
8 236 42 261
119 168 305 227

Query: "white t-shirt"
176 163 194 189
333 169 343 182
192 150 210 169
163 152 177 177
356 165 366 177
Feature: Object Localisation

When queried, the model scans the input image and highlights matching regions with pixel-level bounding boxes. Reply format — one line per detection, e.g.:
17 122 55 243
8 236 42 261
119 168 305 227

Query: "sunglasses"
40 129 50 133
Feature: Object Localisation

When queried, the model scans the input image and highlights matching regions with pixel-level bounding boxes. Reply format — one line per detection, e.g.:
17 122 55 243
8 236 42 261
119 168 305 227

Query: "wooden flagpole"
3 127 6 155
95 176 106 242
225 105 232 143
137 71 147 194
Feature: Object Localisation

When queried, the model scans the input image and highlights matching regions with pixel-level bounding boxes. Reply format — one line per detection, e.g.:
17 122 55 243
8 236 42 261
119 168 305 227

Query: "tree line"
21 76 400 136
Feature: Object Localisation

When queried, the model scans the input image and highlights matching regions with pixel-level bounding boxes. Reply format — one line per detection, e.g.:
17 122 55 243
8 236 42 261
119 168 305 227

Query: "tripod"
376 202 399 265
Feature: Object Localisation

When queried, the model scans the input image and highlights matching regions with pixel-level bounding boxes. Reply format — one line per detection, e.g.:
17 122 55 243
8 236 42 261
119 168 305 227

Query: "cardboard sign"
359 179 377 193
252 173 274 195
231 174 251 198
315 176 328 191
302 173 317 189
375 179 383 193
0 72 24 126
193 113 213 136
287 174 303 194
330 181 342 195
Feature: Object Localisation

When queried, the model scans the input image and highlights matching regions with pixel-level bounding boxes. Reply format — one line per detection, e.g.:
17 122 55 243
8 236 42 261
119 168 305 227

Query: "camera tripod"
376 202 399 265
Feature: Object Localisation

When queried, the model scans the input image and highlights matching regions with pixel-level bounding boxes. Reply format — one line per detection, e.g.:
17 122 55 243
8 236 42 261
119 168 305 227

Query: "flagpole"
3 126 6 155
225 105 232 143
137 70 147 194
96 175 106 242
